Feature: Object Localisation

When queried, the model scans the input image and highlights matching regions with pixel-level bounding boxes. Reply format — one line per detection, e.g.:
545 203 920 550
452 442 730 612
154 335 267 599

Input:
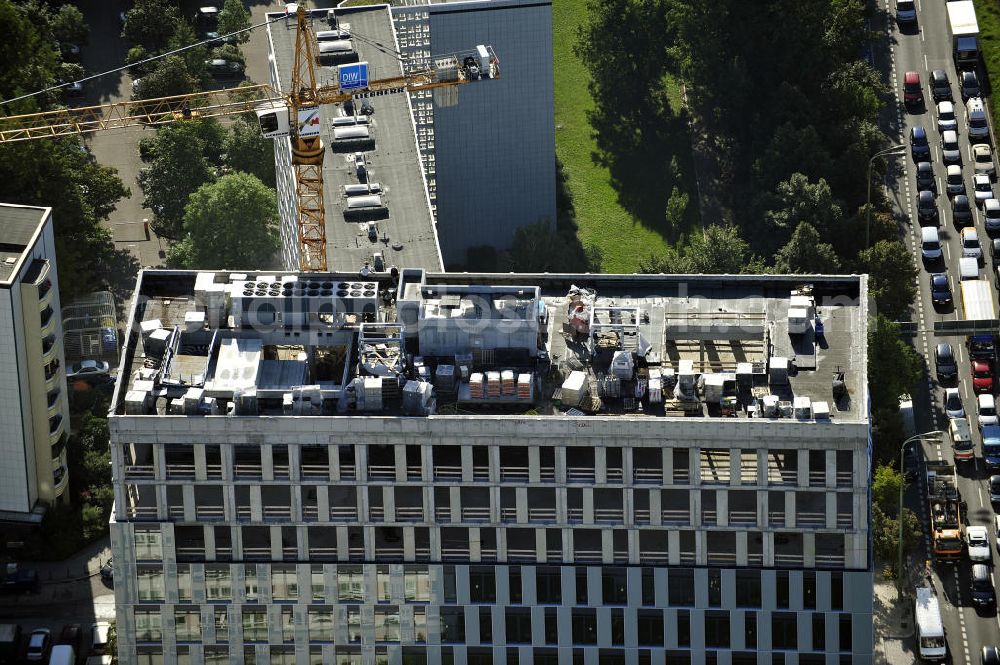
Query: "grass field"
976 0 1000 131
552 0 694 272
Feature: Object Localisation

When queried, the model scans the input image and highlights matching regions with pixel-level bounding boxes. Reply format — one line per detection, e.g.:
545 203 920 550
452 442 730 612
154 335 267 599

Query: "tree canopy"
218 0 252 44
772 222 841 274
857 240 918 321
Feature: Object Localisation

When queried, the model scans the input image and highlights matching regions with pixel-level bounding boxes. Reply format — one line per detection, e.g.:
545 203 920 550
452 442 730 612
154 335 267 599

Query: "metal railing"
634 468 663 484
808 470 826 486
125 464 155 478
574 549 602 563
462 507 490 522
167 505 184 519
500 466 529 482
767 511 787 527
330 506 358 521
702 510 718 526
796 512 826 528
301 464 330 479
507 548 537 562
566 508 584 523
368 465 396 481
236 506 252 520
205 463 223 479
566 468 596 482
707 552 738 565
441 547 471 561
127 505 158 519
263 506 292 520
215 546 233 560
234 463 263 479
302 505 319 520
273 464 290 478
480 548 497 562
369 507 385 521
634 509 651 524
528 507 556 522
339 467 357 481
639 551 668 565
396 506 424 521
282 546 297 560
539 467 556 482
434 466 462 481
310 547 337 560
434 507 451 522
500 507 517 522
728 510 757 526
774 553 805 566
836 514 853 529
606 468 624 483
348 546 365 560
672 470 691 485
196 505 225 520
243 546 271 560
836 470 853 487
473 466 490 481
767 468 797 485
407 465 422 480
594 508 623 523
677 551 696 565
816 554 846 568
166 463 196 478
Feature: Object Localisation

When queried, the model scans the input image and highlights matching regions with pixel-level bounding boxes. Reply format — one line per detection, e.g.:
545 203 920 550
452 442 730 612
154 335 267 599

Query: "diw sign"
339 62 369 91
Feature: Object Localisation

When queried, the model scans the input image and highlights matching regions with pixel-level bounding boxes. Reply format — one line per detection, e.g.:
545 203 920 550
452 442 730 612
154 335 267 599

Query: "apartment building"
0 204 70 539
109 269 872 665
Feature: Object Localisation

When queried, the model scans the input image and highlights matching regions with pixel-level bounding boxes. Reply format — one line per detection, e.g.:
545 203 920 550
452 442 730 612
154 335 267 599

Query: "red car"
904 71 923 106
972 359 994 394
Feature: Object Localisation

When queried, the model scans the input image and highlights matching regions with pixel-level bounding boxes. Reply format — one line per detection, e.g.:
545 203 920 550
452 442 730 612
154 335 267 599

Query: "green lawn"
553 0 691 272
976 0 1000 131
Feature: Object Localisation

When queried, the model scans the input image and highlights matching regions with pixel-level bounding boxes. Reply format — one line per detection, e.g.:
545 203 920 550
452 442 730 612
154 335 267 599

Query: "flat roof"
267 7 443 273
0 204 49 284
113 270 869 424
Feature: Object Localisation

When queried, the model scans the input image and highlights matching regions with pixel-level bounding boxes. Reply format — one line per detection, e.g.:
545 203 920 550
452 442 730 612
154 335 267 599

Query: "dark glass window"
839 614 852 652
637 610 663 646
744 612 757 650
602 567 628 605
440 607 465 643
775 571 790 609
509 567 522 604
443 567 456 603
663 652 691 665
704 610 730 648
479 607 492 644
668 568 695 606
544 608 558 644
812 613 825 651
536 567 562 605
575 568 588 604
571 609 597 644
610 608 625 645
469 567 496 603
771 612 797 649
735 570 761 607
676 610 690 647
830 572 843 610
641 568 655 606
803 571 816 609
467 648 492 665
505 608 531 644
707 569 722 607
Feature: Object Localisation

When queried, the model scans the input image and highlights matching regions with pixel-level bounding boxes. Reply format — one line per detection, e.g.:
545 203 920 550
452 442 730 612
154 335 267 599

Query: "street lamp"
866 145 907 250
897 430 944 599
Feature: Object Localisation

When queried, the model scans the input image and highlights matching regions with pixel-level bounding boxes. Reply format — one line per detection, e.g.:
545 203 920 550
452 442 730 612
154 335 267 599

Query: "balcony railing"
235 506 252 520
243 547 271 561
836 470 853 487
574 549 602 563
539 467 556 482
272 464 290 479
566 508 583 523
330 506 358 521
126 505 158 520
302 505 319 521
301 464 330 480
234 463 263 479
633 468 663 484
368 465 396 481
406 465 422 480
500 507 517 523
815 553 846 568
125 464 155 479
500 466 529 482
566 468 596 483
767 511 787 527
706 552 738 566
594 508 623 523
661 509 689 525
196 505 225 520
480 547 497 562
339 467 357 481
167 505 184 519
205 463 223 479
434 507 451 522
369 507 385 522
507 548 536 562
434 466 462 481
728 510 757 527
310 547 337 561
634 509 651 524
774 553 805 567
528 507 556 522
441 547 470 561
702 510 718 526
767 468 797 486
639 551 668 565
415 545 432 559
396 506 424 521
796 512 826 528
672 470 691 485
461 507 489 522
808 470 826 486
473 465 489 482
836 514 853 529
606 468 624 483
166 463 196 479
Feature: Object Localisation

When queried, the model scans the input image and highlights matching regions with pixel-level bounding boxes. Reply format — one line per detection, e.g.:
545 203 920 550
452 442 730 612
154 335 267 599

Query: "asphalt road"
883 0 1000 660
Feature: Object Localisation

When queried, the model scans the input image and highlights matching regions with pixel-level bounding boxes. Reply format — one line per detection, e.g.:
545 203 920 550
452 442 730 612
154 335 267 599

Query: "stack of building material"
469 372 484 399
435 364 456 392
648 368 662 403
517 373 532 400
486 371 501 397
561 370 587 406
501 369 515 395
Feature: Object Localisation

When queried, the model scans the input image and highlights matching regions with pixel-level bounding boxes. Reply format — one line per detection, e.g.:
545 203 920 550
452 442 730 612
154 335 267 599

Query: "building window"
440 607 465 643
610 608 625 645
176 564 192 602
735 571 760 607
812 613 826 651
602 567 628 605
575 567 588 604
668 569 695 606
414 608 427 643
311 565 325 601
135 648 164 665
470 566 496 603
571 609 597 645
480 607 493 644
536 567 562 604
744 612 757 650
839 614 852 652
377 566 391 603
174 610 201 642
204 648 228 665
336 653 362 665
134 609 162 642
206 566 232 601
505 607 532 644
509 567 522 604
308 607 334 642
830 572 844 610
405 566 430 602
705 610 730 648
775 571 790 609
375 607 400 642
676 610 690 648
338 567 364 602
245 565 259 602
280 607 294 643
637 610 663 647
243 608 268 642
347 607 362 643
214 607 228 642
641 568 655 606
707 569 722 607
176 646 191 665
272 565 299 601
544 608 557 645
136 567 164 601
803 571 816 609
270 647 295 665
135 529 162 560
443 567 457 603
771 612 797 650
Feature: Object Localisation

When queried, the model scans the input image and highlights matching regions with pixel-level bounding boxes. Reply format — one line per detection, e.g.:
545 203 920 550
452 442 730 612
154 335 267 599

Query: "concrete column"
762 532 775 567
154 444 166 481
650 489 662 526
290 485 303 522
262 444 274 481
735 531 748 566
627 529 640 565
797 449 809 488
690 448 701 486
497 527 508 561
383 486 396 523
826 449 837 488
729 449 741 487
404 527 415 561
450 486 461 522
785 491 796 529
583 488 594 525
826 491 837 529
395 444 407 482
297 525 308 559
695 530 706 566
182 484 196 522
528 446 540 483
469 527 481 562
716 490 728 527
623 489 634 527
535 530 547 563
250 485 263 522
356 445 368 483
317 485 329 523
667 531 680 565
194 444 207 481
602 529 614 564
461 446 474 483
336 526 349 562
203 525 216 561
757 490 768 527
555 487 567 523
555 447 567 484
690 490 701 527
422 443 433 483
595 446 607 484
329 444 341 482
756 449 768 486
623 446 634 486
803 532 816 568
516 488 528 523
662 448 673 485
489 445 500 483
288 445 301 482
270 525 282 560
490 486 501 523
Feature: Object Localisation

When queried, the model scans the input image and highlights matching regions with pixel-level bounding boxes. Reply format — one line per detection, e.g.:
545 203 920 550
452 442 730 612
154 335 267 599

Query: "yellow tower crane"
0 7 500 272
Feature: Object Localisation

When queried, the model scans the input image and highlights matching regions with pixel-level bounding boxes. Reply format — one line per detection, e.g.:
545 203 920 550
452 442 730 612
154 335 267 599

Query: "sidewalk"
874 565 920 664
0 537 112 613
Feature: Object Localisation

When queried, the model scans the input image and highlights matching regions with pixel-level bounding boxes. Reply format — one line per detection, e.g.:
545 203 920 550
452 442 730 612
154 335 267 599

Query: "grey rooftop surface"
113 269 869 425
267 6 442 273
0 204 48 284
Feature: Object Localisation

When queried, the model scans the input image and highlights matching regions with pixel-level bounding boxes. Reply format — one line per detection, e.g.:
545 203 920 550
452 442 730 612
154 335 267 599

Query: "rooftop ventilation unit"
344 183 381 196
793 396 812 419
769 357 789 385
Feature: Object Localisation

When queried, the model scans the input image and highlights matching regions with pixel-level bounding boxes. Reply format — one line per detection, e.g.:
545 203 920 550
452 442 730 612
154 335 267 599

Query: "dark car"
936 342 958 381
963 70 982 101
917 161 936 192
57 624 82 653
918 189 938 223
984 646 1000 665
993 238 1000 266
954 194 974 227
930 273 952 306
0 568 39 594
973 564 996 607
99 558 113 584
931 69 952 101
911 125 931 161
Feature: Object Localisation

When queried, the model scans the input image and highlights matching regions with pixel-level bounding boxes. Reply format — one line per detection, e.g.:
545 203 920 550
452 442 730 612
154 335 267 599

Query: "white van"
968 97 990 140
915 586 947 661
922 227 943 260
981 394 999 426
960 256 980 280
48 645 75 665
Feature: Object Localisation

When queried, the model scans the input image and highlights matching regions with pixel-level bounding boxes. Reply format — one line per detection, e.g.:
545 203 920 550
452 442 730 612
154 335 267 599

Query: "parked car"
90 622 110 654
973 358 994 394
970 526 993 562
981 394 998 426
948 165 966 197
938 101 958 132
931 69 952 101
936 342 958 380
205 58 244 75
975 144 996 178
904 70 923 107
946 387 965 418
922 226 943 261
57 625 82 653
99 558 113 583
975 174 994 207
917 160 936 192
942 130 962 164
987 200 1000 235
930 273 952 307
918 189 938 224
955 195 974 227
0 568 39 594
962 70 981 101
67 360 110 379
25 629 50 662
896 0 917 23
968 97 991 141
984 646 1000 665
972 564 996 607
911 125 931 161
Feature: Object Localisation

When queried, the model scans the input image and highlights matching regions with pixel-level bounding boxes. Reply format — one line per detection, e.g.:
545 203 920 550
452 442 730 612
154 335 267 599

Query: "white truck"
947 0 980 69
915 586 947 661
962 279 997 321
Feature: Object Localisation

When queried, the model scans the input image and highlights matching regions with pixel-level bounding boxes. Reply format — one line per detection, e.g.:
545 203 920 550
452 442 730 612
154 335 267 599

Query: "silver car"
975 174 994 207
938 101 958 132
942 129 961 164
975 144 996 178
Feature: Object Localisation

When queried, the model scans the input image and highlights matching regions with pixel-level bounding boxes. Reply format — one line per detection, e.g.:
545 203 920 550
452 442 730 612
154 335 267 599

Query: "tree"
872 504 921 574
857 240 918 321
763 173 843 240
167 21 209 82
122 0 182 51
772 222 841 273
138 121 221 238
868 315 923 413
210 43 245 68
132 55 199 100
49 4 89 47
224 118 277 187
168 173 280 269
506 220 595 273
0 1 59 111
684 224 756 274
638 245 685 274
218 0 252 44
872 464 905 516
664 186 689 234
